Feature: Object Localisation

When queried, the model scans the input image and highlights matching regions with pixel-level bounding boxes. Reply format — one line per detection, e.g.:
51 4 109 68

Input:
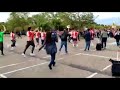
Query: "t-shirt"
0 32 4 42
35 32 40 38
10 32 16 40
60 31 69 41
31 31 35 40
41 32 46 40
27 31 32 41
72 31 78 39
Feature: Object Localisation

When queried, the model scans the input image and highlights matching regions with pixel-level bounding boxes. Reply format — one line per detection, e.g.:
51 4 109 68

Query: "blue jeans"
49 53 56 66
85 41 91 50
59 41 68 53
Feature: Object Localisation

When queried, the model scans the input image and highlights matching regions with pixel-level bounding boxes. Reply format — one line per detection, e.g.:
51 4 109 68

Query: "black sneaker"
1 53 4 56
48 64 52 70
53 62 56 67
66 51 68 54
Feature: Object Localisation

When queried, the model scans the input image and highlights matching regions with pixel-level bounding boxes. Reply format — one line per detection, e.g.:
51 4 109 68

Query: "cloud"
0 12 10 22
93 12 120 20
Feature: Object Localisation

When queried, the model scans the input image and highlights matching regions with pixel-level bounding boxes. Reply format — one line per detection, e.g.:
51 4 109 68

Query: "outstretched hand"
2 25 6 32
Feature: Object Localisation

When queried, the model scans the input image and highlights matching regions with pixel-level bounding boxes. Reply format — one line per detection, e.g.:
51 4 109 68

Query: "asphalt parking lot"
0 36 119 78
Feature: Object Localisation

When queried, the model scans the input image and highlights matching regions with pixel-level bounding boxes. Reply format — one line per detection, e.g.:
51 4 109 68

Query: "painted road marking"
0 74 7 78
75 53 116 59
86 49 118 78
86 73 98 78
1 58 63 75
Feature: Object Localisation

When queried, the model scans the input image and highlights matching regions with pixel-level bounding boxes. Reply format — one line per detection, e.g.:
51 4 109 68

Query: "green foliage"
3 12 113 32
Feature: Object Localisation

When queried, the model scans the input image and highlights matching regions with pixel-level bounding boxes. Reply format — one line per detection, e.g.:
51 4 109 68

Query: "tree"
6 12 29 32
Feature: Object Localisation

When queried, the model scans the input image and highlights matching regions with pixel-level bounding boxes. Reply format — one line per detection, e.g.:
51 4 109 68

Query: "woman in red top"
10 31 16 50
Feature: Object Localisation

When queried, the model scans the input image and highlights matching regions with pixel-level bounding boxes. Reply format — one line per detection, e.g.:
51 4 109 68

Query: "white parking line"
2 62 49 75
0 51 72 71
0 59 34 69
75 53 116 59
87 73 98 78
0 74 7 78
1 51 114 76
87 64 112 78
86 49 117 78
101 65 112 71
1 58 63 75
0 45 116 77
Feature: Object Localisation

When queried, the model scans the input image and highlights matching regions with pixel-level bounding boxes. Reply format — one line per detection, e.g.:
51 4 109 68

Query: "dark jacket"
114 32 120 40
39 32 58 54
84 31 91 41
60 31 69 41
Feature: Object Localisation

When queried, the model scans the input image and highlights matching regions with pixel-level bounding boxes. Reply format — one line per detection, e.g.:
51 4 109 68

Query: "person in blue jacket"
38 30 58 70
84 29 91 51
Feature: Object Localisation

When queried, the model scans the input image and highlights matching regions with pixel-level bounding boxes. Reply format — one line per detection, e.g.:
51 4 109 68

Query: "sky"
0 12 120 25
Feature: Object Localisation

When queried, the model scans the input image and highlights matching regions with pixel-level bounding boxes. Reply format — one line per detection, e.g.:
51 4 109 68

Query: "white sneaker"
10 47 14 50
21 53 26 57
76 44 78 47
7 44 10 48
73 44 75 47
30 53 35 56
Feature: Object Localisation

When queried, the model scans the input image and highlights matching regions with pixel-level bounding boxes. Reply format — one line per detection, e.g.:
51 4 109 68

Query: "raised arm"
2 25 6 33
34 27 39 32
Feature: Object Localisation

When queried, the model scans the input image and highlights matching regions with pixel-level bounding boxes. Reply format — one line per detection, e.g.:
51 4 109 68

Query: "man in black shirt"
59 29 69 54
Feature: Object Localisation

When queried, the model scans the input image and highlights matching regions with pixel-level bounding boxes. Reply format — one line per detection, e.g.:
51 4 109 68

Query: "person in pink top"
40 30 46 45
71 29 79 47
35 29 41 47
10 31 16 50
90 28 95 40
22 27 35 57
68 29 73 43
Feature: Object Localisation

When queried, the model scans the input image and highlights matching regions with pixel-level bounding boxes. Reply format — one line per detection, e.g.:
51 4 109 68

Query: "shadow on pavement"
60 62 113 77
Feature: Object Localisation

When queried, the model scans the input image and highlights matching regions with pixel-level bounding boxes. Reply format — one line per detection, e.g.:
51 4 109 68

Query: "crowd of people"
0 25 120 70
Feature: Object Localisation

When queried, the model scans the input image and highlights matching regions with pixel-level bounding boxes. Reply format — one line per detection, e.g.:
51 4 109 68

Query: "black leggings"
0 42 3 54
36 38 39 44
101 38 107 48
11 40 16 47
41 40 45 45
23 41 35 54
49 53 56 66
